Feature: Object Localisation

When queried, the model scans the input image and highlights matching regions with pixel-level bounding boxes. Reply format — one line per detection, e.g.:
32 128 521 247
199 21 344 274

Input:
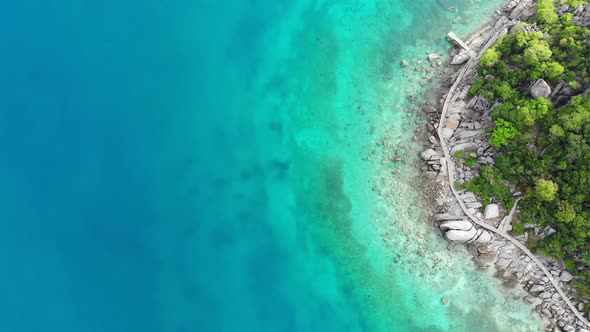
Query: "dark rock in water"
401 59 408 67
503 277 518 288
441 297 449 305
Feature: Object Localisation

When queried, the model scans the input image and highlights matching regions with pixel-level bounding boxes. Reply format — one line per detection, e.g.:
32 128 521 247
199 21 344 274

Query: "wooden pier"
447 31 476 58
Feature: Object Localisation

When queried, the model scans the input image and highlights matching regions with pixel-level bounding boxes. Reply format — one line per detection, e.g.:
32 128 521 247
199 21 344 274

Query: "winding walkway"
436 31 590 327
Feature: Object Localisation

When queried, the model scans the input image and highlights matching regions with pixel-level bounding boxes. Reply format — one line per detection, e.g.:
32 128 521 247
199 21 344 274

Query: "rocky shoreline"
417 1 590 331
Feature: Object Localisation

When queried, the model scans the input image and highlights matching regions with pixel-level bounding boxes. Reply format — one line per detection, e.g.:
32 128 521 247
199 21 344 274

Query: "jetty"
447 31 477 58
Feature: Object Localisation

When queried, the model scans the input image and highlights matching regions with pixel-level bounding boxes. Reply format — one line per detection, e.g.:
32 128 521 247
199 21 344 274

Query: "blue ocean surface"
0 1 544 332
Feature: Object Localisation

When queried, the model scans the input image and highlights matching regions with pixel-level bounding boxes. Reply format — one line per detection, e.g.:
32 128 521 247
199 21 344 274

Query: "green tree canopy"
524 41 553 66
490 118 519 147
535 179 559 201
481 47 501 67
537 0 559 25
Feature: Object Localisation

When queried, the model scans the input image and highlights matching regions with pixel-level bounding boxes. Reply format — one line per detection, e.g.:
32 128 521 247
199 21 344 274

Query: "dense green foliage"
537 0 559 24
557 0 588 8
466 1 590 298
512 221 525 236
454 151 478 168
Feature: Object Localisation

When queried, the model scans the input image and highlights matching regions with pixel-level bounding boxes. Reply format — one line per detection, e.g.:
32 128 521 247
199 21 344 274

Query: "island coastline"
416 1 590 330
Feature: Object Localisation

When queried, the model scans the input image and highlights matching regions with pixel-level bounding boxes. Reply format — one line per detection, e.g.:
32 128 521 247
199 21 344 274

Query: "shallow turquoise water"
0 0 544 331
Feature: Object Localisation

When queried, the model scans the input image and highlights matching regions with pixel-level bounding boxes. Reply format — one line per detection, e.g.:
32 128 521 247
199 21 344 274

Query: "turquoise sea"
0 0 545 331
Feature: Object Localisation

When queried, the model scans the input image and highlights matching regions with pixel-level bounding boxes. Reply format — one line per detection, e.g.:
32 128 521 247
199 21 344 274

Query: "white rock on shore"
445 227 477 243
451 50 470 65
439 220 473 231
442 127 454 139
420 149 441 161
484 204 499 219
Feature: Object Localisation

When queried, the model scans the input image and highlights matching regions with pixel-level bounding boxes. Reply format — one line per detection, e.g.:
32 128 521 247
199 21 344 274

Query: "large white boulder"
454 129 483 139
439 220 473 231
560 270 573 282
420 149 441 161
448 101 465 115
473 230 493 244
484 204 499 220
441 127 454 139
451 142 477 154
530 79 551 98
451 50 470 65
445 227 477 243
446 117 460 130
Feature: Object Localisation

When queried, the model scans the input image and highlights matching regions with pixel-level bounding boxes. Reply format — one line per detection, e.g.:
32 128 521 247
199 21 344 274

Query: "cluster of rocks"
504 0 537 21
571 3 590 27
550 80 584 108
473 239 589 332
399 51 445 93
434 209 494 244
419 94 498 182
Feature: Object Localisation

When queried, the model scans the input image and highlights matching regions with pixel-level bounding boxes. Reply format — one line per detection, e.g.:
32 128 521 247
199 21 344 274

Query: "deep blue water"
0 1 206 331
0 1 305 331
0 1 544 332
